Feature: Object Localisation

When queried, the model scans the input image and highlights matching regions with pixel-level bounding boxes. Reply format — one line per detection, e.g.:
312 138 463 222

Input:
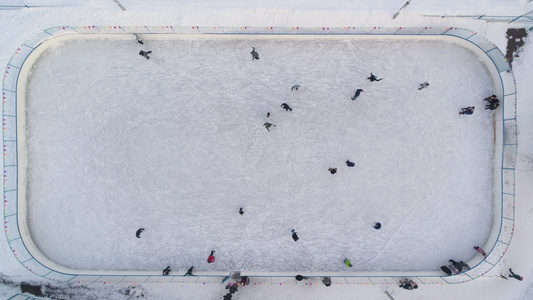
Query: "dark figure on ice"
292 84 300 91
263 122 276 132
329 168 337 174
322 277 332 287
374 222 382 230
266 112 270 118
295 275 308 281
239 276 250 286
449 259 462 273
281 103 292 111
474 246 487 258
440 265 453 276
251 47 259 60
135 228 145 238
459 107 475 115
346 160 355 167
367 73 382 82
344 258 353 268
207 251 215 263
399 279 418 290
134 33 144 45
509 269 523 281
460 261 470 271
239 207 244 215
291 229 299 242
484 94 498 104
351 89 364 100
162 266 170 276
486 102 499 110
139 50 152 60
418 82 430 90
184 266 195 277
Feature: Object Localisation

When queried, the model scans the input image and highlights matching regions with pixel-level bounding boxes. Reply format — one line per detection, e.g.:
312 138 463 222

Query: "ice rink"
24 36 495 273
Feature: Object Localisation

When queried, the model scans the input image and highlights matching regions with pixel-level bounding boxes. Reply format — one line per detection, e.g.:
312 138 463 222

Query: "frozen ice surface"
25 36 494 272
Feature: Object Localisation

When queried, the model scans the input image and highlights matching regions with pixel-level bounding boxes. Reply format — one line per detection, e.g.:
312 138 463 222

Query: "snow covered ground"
1 0 533 299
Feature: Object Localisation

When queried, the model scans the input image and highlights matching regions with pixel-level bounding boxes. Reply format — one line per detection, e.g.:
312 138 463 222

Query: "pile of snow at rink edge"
24 36 495 273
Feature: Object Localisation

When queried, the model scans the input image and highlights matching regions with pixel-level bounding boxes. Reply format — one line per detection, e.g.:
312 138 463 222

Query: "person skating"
367 73 382 82
399 279 418 290
322 277 332 287
251 47 259 60
139 50 152 60
266 112 270 118
239 207 244 215
162 266 170 276
483 94 498 104
474 246 487 258
351 89 363 100
281 103 292 111
184 266 195 277
329 168 337 174
135 228 145 238
291 84 300 91
263 122 276 132
134 33 144 45
460 261 470 271
459 107 475 115
418 82 429 90
207 251 216 263
346 160 355 167
509 268 523 281
449 259 462 273
486 102 499 110
291 229 299 242
374 222 382 230
295 275 308 281
344 258 353 268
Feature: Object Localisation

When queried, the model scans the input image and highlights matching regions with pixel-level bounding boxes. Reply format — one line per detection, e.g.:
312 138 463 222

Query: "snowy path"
25 36 494 272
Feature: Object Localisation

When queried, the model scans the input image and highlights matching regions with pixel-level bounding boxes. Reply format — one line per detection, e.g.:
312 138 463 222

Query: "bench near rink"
2 26 517 286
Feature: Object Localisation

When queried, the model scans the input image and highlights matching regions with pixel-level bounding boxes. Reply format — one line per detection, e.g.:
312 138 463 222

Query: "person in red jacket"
207 251 215 263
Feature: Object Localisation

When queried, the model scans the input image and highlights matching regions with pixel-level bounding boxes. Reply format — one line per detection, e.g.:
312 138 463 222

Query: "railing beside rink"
3 26 516 285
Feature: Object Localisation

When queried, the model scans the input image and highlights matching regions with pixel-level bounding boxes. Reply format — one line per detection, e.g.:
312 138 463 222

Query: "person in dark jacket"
474 246 487 257
136 228 145 238
184 266 194 277
440 265 452 276
346 160 355 167
483 94 498 103
163 266 170 276
281 103 292 111
291 229 299 242
139 50 152 60
291 84 300 91
367 73 382 82
459 107 475 115
374 222 382 230
351 89 363 100
295 275 308 281
509 268 523 281
322 277 332 287
418 82 429 90
449 259 462 273
251 47 259 60
399 279 418 290
486 102 499 110
239 207 244 215
329 168 337 174
207 251 215 263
